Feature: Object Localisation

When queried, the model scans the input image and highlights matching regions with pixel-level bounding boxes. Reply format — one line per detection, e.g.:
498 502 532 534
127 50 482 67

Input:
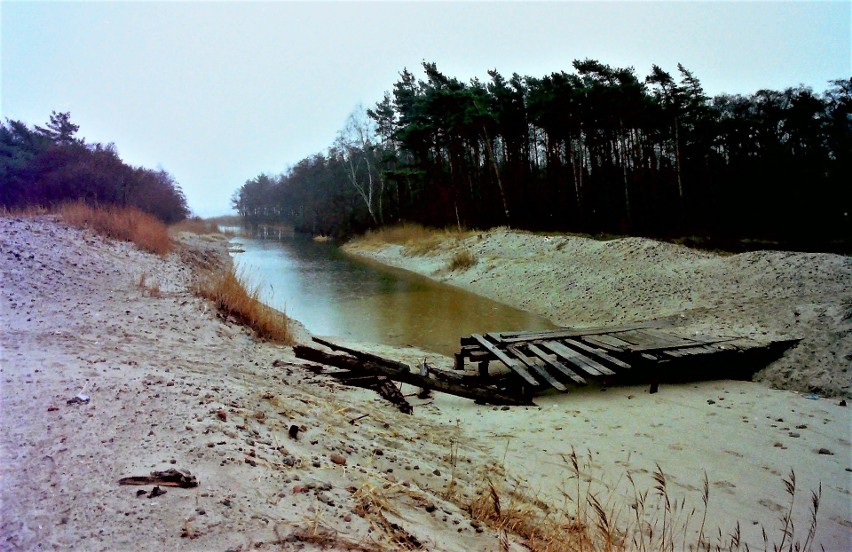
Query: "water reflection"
232 236 555 357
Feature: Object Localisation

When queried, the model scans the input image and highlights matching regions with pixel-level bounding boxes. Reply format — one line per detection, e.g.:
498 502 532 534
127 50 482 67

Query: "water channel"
230 235 555 357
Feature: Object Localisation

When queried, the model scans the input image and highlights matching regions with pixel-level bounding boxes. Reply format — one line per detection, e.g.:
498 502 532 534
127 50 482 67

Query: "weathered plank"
507 345 567 391
526 343 588 385
539 340 616 377
563 339 632 370
498 319 674 343
470 334 540 387
313 336 411 371
582 334 635 352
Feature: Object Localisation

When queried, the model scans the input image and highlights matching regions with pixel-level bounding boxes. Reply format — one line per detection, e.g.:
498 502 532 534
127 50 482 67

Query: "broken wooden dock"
455 320 799 400
292 321 799 408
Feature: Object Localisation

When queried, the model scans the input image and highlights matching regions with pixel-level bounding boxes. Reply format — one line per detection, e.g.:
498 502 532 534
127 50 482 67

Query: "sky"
2 2 850 217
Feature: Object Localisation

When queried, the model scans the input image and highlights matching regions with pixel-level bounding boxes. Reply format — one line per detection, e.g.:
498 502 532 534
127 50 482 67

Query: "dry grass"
356 223 474 256
0 205 50 217
195 266 291 343
59 202 172 256
447 249 477 271
137 273 162 298
170 217 222 235
454 449 822 552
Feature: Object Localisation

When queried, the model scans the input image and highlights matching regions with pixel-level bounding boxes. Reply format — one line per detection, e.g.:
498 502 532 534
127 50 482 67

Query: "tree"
35 111 80 145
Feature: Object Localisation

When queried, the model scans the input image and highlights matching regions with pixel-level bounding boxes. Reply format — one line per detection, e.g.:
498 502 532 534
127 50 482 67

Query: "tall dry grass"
59 202 172 256
196 266 291 343
455 449 822 552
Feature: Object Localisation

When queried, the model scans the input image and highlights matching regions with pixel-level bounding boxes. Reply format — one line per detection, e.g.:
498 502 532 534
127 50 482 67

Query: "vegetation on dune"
232 62 849 250
195 266 291 344
1 111 189 224
60 201 173 256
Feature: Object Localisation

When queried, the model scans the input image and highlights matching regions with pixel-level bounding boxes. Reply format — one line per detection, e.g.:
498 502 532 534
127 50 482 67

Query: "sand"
1 217 850 551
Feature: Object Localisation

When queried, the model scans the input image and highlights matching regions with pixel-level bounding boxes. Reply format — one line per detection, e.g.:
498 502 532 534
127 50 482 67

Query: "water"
231 236 555 357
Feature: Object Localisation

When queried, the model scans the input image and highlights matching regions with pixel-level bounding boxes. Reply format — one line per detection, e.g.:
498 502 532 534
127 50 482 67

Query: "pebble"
817 448 833 455
330 454 347 465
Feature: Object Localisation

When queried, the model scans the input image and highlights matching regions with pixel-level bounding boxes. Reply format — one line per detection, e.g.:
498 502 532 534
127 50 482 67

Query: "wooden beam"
312 337 411 371
469 334 540 387
526 343 587 385
293 345 533 406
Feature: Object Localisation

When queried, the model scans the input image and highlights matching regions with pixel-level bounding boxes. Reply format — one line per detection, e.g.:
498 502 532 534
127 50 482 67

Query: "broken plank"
539 341 616 377
507 345 567 391
616 329 695 350
470 334 540 387
563 339 632 370
526 343 587 385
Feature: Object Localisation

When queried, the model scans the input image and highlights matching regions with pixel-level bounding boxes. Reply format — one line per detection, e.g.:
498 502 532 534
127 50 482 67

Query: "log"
312 337 411 371
293 345 532 406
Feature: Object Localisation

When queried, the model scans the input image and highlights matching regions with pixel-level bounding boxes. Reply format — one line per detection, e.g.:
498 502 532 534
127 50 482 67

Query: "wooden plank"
563 339 632 370
526 344 587 385
313 336 412 371
615 329 690 349
507 345 567 391
499 319 674 343
540 341 616 377
582 334 634 352
470 334 540 387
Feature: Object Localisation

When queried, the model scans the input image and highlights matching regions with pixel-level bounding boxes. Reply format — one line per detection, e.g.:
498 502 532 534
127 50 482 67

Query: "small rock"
330 454 347 466
788 432 800 438
432 469 441 476
216 410 227 421
817 448 834 455
839 400 847 407
288 425 300 439
500 406 510 411
425 504 436 513
148 486 166 498
707 400 716 405
343 514 352 522
373 449 384 456
47 406 59 412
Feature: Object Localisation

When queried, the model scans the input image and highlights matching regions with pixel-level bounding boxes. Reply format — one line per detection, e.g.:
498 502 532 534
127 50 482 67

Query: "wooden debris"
293 345 531 406
118 469 199 488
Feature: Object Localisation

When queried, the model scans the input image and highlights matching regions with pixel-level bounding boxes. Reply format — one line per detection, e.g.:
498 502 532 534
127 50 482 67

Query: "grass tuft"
59 201 172 256
447 249 477 271
195 266 291 343
356 223 474 256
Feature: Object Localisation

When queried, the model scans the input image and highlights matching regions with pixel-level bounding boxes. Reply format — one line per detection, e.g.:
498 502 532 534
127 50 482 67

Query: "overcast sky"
3 1 850 217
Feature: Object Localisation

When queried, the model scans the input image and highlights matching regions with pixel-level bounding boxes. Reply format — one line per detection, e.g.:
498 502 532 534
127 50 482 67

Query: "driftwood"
118 469 199 488
293 345 531 406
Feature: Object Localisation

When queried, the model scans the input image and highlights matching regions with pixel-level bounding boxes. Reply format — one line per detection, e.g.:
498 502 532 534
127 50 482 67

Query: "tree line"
237 61 849 247
1 112 189 224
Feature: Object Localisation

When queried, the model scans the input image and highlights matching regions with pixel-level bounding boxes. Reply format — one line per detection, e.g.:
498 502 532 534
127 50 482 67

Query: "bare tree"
334 105 384 226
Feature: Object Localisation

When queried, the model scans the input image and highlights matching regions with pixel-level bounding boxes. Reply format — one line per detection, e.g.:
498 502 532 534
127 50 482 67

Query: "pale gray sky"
3 1 850 217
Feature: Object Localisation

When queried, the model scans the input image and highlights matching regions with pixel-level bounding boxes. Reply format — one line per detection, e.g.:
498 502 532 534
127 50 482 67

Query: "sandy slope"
2 218 850 551
0 217 525 551
344 229 852 398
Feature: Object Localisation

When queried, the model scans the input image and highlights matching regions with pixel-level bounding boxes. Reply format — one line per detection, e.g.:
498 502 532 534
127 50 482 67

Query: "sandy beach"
2 217 850 551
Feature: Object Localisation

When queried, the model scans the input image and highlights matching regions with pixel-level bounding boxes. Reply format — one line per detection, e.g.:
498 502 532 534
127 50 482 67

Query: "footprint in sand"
713 480 737 494
758 498 785 512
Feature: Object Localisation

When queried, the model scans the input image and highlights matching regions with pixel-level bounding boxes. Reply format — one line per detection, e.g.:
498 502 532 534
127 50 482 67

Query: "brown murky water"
231 236 555 357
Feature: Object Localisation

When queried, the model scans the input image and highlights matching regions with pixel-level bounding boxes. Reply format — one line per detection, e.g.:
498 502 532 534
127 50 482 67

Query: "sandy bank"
344 229 851 398
2 217 850 551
